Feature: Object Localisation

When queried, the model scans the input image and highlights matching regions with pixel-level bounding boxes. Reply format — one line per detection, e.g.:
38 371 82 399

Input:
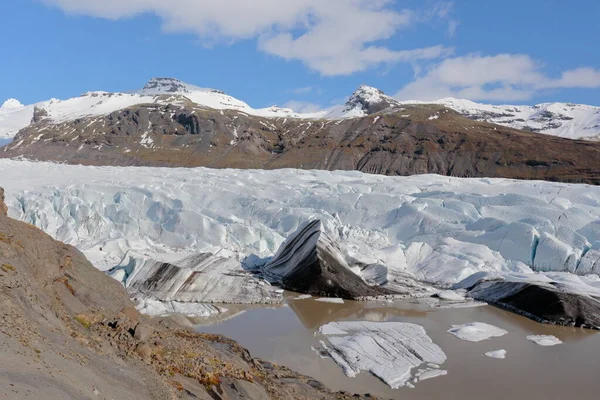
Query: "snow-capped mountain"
0 77 327 139
335 85 403 117
1 78 599 141
411 97 600 141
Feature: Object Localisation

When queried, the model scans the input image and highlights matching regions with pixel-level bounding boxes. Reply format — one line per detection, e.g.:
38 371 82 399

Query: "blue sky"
2 0 600 109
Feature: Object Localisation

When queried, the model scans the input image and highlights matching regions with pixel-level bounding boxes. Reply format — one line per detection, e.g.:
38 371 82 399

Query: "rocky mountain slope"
2 77 599 141
0 187 375 400
2 93 600 184
1 78 599 184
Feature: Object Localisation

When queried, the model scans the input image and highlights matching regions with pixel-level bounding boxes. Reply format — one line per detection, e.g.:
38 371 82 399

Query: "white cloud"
420 1 458 38
543 67 600 89
395 54 600 102
291 86 313 95
43 0 453 76
447 20 459 37
283 100 323 113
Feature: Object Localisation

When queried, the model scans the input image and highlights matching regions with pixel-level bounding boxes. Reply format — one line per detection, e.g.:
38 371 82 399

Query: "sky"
2 0 600 110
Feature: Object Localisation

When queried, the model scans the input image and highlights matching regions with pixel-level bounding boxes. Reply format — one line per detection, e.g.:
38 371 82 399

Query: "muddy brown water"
193 295 600 400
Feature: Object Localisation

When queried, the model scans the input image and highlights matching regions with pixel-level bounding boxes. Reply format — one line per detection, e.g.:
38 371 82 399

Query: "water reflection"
288 296 429 330
190 292 600 400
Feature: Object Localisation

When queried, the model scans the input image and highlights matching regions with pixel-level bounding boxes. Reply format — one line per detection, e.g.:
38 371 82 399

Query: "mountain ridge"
2 77 599 140
3 98 600 185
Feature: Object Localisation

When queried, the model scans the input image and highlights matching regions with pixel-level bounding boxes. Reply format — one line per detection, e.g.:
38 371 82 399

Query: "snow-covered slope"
2 79 599 141
0 100 35 139
325 85 403 118
2 160 600 292
0 78 328 139
406 97 600 140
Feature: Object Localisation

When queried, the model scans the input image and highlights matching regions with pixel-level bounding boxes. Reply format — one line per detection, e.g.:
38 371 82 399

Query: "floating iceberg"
316 321 446 389
484 349 507 359
447 322 508 342
527 335 563 346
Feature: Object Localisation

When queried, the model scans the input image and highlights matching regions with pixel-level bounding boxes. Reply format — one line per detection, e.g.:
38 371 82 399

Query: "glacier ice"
484 349 507 359
526 335 563 346
109 252 283 308
2 159 600 309
447 322 508 342
316 321 446 389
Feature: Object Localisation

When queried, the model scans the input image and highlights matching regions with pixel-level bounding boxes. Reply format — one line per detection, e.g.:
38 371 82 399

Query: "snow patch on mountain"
404 97 600 140
0 78 334 139
2 79 599 141
1 98 23 110
327 85 402 118
0 102 35 139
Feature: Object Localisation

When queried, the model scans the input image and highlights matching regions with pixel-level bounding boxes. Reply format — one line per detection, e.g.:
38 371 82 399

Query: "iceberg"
316 321 446 389
484 349 507 359
526 335 563 346
447 322 508 342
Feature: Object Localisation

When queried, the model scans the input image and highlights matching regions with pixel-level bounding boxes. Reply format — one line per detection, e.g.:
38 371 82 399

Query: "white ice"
417 369 448 381
315 298 345 304
316 321 446 389
448 322 508 342
526 335 563 346
293 294 313 300
2 159 600 298
484 349 507 359
436 290 464 301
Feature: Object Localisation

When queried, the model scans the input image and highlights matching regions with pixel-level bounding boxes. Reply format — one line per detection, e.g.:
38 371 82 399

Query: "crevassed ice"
316 321 447 389
2 159 600 291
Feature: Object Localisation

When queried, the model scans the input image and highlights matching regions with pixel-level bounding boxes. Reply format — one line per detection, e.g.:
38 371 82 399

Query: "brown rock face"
0 187 6 216
3 103 600 184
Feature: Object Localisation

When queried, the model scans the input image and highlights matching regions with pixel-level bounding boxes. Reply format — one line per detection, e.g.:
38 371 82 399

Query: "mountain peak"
140 77 194 94
342 85 401 116
1 98 24 110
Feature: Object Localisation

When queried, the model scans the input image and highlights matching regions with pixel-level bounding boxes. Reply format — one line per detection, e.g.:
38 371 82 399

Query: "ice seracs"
261 220 392 299
316 321 447 389
3 159 600 326
109 252 284 313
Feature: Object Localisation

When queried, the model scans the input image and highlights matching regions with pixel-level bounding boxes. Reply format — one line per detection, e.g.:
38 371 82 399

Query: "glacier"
2 159 600 292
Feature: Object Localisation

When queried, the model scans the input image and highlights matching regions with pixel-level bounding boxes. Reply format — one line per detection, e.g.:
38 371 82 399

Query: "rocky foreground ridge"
0 188 375 400
1 80 600 184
